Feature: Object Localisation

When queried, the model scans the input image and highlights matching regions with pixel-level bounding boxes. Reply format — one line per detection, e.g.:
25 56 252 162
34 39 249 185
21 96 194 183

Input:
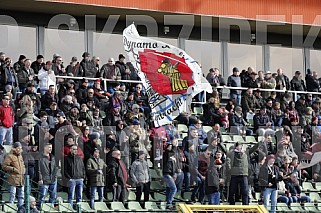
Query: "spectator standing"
38 61 56 95
107 149 128 203
183 142 198 194
275 68 290 93
99 57 121 80
53 56 67 86
86 148 107 209
31 55 45 74
80 52 96 78
163 144 177 210
66 57 83 78
1 57 19 97
0 52 5 67
243 70 259 89
0 94 14 147
226 142 258 205
130 151 151 204
306 69 320 93
116 54 130 82
259 154 280 213
227 67 241 106
290 71 306 93
13 54 26 75
64 145 86 205
17 59 35 93
205 160 222 205
2 142 25 208
191 147 212 204
37 143 57 208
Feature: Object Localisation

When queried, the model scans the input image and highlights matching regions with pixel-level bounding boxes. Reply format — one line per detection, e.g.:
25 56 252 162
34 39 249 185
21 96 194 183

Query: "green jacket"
86 156 107 186
226 143 259 176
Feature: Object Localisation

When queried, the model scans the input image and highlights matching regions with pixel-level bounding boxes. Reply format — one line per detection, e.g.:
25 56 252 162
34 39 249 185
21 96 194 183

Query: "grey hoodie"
130 159 150 185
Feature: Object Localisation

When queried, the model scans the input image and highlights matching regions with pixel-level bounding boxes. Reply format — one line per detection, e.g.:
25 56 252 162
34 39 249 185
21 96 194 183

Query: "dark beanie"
118 54 125 60
82 52 90 58
233 67 239 72
19 55 26 61
37 55 44 60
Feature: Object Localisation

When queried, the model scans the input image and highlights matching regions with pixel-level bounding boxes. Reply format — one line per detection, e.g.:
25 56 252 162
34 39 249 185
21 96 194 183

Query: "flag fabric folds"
123 24 212 127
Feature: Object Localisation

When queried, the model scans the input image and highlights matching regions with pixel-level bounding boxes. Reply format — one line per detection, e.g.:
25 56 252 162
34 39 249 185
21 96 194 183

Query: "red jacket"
0 105 14 128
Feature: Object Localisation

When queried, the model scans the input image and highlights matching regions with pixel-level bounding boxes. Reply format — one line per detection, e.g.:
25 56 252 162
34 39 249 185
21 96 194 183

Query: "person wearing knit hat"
15 55 26 74
130 149 150 204
32 54 45 75
259 153 279 213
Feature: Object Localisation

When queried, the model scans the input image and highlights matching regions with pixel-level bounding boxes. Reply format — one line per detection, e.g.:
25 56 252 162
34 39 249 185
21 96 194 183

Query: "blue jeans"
230 93 241 106
278 196 293 206
9 185 24 208
207 192 220 205
275 118 283 127
68 179 84 205
292 195 311 203
90 186 104 209
38 181 57 207
184 172 191 192
163 175 177 206
228 175 249 205
175 172 184 194
0 126 13 145
192 177 205 203
263 188 277 213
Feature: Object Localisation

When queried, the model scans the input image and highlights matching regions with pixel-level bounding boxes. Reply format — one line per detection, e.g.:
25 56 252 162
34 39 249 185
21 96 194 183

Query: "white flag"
123 24 212 127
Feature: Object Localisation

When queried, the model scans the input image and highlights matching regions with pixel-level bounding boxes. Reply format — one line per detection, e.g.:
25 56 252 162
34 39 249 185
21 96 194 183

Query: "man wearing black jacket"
64 145 85 205
259 154 281 213
107 149 128 203
306 69 320 92
80 52 96 78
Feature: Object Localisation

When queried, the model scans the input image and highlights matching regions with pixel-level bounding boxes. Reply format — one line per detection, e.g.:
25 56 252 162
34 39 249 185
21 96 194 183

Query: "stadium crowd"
0 51 321 212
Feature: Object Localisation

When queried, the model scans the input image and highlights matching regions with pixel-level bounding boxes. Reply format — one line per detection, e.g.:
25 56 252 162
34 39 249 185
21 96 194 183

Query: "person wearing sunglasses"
99 57 121 80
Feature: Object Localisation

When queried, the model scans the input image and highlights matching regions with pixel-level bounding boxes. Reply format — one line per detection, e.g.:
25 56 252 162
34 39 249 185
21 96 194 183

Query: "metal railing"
177 203 268 213
53 75 321 102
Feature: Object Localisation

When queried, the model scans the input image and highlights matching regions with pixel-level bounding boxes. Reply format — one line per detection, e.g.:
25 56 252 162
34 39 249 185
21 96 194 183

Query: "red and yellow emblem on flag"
139 49 195 95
